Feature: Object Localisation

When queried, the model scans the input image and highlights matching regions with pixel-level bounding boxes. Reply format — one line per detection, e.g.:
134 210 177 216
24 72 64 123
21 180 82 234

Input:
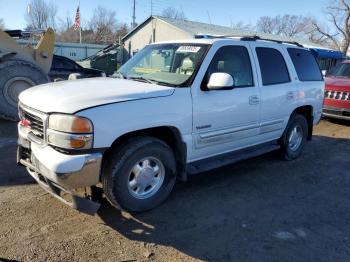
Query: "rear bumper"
323 106 350 120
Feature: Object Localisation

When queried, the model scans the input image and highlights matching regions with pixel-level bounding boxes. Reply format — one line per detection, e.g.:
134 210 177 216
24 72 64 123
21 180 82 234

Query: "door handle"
249 95 260 105
286 91 294 100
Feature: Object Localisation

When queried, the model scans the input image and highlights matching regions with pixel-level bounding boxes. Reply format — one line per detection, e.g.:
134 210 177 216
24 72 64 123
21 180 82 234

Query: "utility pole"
132 0 136 28
151 0 153 16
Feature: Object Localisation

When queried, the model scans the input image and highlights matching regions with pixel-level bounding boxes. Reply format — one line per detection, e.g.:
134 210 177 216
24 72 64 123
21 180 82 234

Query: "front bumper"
18 125 102 215
323 106 350 120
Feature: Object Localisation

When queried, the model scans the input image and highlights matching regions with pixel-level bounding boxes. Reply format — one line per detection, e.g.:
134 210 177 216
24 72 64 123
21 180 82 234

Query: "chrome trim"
323 106 350 120
195 123 260 149
199 123 260 139
195 120 285 149
260 119 284 134
324 90 350 101
19 102 48 144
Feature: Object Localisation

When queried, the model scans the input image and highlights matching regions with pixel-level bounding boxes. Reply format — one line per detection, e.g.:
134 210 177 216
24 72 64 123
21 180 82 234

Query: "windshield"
333 63 350 78
114 43 209 87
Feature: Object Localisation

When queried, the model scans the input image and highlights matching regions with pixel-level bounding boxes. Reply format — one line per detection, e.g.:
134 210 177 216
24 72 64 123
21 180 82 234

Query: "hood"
325 77 350 91
19 78 175 114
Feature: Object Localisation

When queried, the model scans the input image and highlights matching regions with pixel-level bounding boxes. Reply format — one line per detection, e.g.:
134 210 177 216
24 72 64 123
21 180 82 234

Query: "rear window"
288 48 323 81
256 47 290 85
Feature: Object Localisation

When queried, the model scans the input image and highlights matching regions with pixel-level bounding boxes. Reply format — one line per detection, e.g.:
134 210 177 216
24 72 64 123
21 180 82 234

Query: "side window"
204 46 254 88
288 48 323 81
256 47 290 85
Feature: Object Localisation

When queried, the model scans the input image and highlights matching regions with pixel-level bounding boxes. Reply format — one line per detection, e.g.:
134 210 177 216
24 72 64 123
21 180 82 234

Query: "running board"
187 141 280 175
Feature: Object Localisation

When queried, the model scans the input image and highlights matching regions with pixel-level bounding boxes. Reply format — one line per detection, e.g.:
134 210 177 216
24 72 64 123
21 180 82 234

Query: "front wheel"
102 137 177 213
280 114 308 160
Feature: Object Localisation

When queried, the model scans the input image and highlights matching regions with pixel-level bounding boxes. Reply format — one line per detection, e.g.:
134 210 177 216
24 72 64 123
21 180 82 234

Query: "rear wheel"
0 60 49 121
102 137 177 213
280 114 308 160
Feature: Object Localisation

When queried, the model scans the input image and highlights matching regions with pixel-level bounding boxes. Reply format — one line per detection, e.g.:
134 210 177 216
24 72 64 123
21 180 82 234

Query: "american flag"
73 6 80 31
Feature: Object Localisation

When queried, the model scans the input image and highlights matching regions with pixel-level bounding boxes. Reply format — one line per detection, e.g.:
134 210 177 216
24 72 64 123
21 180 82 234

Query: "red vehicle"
323 60 350 120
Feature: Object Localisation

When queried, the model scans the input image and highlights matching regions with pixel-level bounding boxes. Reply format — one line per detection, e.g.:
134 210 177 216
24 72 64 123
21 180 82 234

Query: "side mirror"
207 72 234 90
322 70 327 77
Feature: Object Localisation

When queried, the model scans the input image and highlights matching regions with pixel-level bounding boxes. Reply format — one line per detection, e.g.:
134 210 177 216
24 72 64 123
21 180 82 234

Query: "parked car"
323 60 350 120
17 37 324 215
49 55 105 81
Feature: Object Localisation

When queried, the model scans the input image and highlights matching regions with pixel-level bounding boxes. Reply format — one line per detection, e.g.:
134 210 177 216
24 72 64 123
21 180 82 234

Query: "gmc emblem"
20 118 31 128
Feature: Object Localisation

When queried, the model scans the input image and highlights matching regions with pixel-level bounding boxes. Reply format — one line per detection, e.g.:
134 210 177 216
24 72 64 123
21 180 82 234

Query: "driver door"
191 43 261 161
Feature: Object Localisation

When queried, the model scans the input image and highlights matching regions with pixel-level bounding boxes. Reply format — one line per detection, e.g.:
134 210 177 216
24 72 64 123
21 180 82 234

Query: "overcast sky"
0 0 327 30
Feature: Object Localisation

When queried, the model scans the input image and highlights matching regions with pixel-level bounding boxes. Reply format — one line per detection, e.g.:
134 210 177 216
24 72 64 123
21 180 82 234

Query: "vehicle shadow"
97 135 350 262
323 116 350 127
0 119 35 187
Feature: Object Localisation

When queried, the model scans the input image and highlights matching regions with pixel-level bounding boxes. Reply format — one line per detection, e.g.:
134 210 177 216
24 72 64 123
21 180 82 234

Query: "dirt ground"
0 118 349 262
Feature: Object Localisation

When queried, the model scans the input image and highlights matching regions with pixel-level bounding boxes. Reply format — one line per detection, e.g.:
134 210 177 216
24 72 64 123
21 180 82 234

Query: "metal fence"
17 40 106 61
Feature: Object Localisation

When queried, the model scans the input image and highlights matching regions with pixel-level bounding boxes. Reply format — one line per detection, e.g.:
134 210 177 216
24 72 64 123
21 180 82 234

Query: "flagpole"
79 0 82 44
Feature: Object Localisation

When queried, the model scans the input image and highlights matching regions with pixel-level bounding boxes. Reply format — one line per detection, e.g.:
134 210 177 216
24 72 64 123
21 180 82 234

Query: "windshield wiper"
147 79 178 87
128 76 156 84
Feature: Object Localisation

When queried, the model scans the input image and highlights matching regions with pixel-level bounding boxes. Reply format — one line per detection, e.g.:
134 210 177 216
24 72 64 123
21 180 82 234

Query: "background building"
122 15 245 58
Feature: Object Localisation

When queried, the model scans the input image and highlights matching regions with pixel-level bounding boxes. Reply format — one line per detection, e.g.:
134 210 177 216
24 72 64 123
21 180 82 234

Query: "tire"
102 136 177 213
0 59 49 121
279 114 308 160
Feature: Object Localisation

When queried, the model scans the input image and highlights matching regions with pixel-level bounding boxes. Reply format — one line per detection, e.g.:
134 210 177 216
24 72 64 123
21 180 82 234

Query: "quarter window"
256 47 290 85
205 46 254 88
288 48 323 81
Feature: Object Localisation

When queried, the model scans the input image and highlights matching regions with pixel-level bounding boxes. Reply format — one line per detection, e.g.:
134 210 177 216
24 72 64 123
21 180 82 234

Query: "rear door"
249 42 299 140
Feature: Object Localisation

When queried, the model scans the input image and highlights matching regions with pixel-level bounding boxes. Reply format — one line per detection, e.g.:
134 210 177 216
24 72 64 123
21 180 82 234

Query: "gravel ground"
0 118 349 262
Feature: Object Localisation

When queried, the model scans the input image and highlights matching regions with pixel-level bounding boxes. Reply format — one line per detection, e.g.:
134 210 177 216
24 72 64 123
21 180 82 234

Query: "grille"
324 90 350 101
22 108 45 140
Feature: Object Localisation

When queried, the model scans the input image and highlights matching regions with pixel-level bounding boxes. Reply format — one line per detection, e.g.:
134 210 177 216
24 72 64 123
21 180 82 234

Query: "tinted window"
331 63 350 77
205 46 254 87
288 48 323 81
256 47 290 85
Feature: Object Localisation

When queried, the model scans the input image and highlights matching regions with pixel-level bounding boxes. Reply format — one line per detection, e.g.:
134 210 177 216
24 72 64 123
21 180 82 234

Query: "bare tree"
311 0 350 54
87 6 118 44
161 7 186 20
57 12 73 32
0 18 4 30
230 20 254 32
25 0 57 30
256 15 310 37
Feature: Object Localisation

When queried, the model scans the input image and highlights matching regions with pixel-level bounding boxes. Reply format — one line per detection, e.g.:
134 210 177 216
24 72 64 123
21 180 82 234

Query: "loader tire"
0 59 49 121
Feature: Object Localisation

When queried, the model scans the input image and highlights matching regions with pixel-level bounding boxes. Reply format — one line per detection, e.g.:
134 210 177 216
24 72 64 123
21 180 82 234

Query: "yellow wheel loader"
0 28 55 120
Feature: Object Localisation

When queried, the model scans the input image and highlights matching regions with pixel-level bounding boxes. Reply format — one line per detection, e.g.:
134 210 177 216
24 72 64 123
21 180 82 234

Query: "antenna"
132 0 136 28
206 11 212 24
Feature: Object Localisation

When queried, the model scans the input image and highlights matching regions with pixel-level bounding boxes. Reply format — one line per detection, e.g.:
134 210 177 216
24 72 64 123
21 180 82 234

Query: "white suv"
17 36 324 214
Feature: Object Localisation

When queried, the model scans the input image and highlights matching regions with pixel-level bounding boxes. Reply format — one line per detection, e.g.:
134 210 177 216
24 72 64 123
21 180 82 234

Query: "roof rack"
194 34 304 48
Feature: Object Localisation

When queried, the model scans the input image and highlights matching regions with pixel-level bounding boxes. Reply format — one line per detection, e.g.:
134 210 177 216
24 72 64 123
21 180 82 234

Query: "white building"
122 16 247 58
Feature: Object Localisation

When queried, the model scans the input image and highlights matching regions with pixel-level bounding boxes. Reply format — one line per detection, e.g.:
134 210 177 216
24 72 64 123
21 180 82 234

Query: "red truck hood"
325 77 350 91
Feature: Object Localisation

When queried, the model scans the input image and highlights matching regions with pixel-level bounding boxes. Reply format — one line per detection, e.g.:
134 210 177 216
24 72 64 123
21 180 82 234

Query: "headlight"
47 114 93 150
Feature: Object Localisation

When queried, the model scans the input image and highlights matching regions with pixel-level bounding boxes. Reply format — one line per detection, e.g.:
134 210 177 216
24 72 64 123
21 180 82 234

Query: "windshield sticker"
176 46 201 53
